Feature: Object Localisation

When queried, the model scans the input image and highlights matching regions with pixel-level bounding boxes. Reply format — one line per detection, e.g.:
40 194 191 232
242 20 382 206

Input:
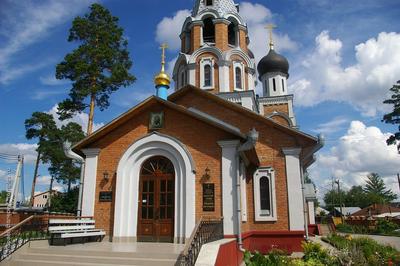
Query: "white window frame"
233 61 245 91
200 57 215 90
253 167 277 221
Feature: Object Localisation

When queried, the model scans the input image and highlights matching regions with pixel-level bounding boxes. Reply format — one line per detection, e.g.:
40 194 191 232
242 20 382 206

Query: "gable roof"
73 95 246 152
169 85 318 144
351 204 400 217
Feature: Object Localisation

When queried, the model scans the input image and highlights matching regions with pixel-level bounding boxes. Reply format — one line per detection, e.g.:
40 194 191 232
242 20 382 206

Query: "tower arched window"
204 65 211 87
205 0 213 6
235 67 242 89
203 17 215 43
228 22 237 46
273 78 276 92
282 79 285 92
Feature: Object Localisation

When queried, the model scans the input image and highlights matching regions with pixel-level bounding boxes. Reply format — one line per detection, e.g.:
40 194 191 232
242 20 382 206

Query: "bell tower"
173 0 256 94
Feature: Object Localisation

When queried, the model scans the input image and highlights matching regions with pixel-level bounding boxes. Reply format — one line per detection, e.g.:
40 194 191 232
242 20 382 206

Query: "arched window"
235 67 242 89
228 23 236 46
282 79 285 92
259 176 271 215
205 0 213 6
203 17 215 43
204 65 212 87
254 168 276 221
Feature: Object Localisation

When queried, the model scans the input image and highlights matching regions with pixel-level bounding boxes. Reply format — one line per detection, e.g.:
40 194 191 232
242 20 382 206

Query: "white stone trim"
81 148 100 217
218 140 240 235
200 57 215 89
113 133 196 243
195 239 236 266
253 167 277 221
233 61 245 91
307 201 315 225
282 147 304 231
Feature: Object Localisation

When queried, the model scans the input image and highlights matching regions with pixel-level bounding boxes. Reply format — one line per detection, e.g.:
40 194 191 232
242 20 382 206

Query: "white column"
218 60 230 92
81 148 100 217
282 147 304 231
187 63 196 86
308 201 316 225
218 140 240 235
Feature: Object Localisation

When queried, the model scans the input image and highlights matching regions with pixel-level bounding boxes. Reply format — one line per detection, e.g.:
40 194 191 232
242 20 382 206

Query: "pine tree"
382 80 400 152
56 3 135 135
363 173 397 204
25 112 58 206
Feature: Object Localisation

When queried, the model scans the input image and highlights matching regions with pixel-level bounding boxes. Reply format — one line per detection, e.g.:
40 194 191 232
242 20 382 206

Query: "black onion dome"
257 49 289 80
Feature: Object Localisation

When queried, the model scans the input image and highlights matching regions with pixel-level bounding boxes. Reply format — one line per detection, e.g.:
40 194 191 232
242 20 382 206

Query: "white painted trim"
253 167 277 221
218 64 230 92
218 140 240 235
200 57 215 89
195 238 236 266
81 148 100 217
113 133 196 243
282 147 304 231
308 201 315 225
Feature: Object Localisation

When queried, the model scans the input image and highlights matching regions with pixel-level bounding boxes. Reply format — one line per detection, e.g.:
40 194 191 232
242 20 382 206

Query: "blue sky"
0 0 399 202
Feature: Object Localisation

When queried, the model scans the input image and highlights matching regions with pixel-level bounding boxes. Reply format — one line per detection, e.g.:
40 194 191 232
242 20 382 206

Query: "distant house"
33 190 58 208
333 207 361 216
351 204 400 218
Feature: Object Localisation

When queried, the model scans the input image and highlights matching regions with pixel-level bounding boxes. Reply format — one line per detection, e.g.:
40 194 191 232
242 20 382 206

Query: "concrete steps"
5 241 184 266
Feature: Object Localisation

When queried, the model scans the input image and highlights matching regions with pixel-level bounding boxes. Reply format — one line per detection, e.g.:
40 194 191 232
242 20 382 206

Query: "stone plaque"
99 191 112 202
203 183 215 212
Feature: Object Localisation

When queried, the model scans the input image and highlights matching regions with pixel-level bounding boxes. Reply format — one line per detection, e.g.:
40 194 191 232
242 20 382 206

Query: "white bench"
48 219 105 245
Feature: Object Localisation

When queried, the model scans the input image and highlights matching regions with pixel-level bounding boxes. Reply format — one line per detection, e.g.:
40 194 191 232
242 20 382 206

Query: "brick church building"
72 0 322 254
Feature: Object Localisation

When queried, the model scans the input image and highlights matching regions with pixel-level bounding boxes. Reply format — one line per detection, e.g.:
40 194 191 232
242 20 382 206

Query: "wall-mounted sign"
203 183 215 212
99 191 112 202
149 112 164 130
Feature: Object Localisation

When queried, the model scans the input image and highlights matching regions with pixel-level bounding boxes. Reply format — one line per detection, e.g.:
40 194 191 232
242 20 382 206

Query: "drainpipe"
236 128 259 252
63 142 85 217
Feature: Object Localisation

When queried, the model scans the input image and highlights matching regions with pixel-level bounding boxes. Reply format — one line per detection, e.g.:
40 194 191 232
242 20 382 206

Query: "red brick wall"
86 102 237 235
173 93 301 232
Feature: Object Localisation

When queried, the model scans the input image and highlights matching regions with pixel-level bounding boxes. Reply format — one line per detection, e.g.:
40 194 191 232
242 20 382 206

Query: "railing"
178 217 223 266
0 215 48 261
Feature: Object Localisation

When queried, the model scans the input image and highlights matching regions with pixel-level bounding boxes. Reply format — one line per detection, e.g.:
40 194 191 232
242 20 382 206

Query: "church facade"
72 0 322 254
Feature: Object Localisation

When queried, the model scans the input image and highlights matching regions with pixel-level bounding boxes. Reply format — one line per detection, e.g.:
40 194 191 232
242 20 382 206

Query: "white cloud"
311 121 400 194
155 10 191 51
36 175 51 186
239 2 298 62
31 89 66 100
47 105 104 133
0 0 96 85
314 116 349 135
0 143 38 164
289 31 400 116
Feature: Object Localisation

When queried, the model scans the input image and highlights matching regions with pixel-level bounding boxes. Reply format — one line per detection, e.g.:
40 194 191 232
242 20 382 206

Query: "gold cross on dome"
265 24 276 49
160 43 168 71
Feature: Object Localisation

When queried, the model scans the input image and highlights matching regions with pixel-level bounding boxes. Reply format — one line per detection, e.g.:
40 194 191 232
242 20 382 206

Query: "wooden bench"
48 219 105 245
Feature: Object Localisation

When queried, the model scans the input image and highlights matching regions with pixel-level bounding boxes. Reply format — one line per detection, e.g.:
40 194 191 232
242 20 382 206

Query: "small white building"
33 190 58 208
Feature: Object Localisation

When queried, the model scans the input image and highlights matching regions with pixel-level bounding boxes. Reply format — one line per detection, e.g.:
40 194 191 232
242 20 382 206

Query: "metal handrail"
179 216 223 266
0 216 34 238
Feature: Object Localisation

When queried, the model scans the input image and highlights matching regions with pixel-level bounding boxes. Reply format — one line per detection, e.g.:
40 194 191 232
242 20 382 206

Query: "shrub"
335 223 353 233
375 220 399 234
243 250 290 266
302 241 338 265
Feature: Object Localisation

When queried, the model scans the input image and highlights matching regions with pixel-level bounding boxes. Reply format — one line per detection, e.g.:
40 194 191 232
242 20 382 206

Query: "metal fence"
178 217 224 266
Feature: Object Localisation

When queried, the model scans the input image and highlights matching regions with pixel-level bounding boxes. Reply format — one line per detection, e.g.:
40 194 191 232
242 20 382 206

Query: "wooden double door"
137 156 175 242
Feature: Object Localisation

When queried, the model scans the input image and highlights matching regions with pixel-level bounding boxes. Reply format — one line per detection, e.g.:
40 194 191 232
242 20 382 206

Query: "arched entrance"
137 156 175 242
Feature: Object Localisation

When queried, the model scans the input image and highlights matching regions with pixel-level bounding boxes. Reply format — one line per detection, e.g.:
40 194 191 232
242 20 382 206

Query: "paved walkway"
344 234 400 250
309 236 338 254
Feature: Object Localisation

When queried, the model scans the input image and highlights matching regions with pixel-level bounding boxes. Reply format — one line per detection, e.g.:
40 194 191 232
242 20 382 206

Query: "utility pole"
397 173 400 193
331 177 335 216
335 179 343 221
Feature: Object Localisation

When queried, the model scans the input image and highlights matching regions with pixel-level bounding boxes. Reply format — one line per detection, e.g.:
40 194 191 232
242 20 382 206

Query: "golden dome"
154 71 171 86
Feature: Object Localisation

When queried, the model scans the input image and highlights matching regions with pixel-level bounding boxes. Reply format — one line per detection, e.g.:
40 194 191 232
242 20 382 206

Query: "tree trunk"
48 176 54 212
30 150 41 208
87 93 96 135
